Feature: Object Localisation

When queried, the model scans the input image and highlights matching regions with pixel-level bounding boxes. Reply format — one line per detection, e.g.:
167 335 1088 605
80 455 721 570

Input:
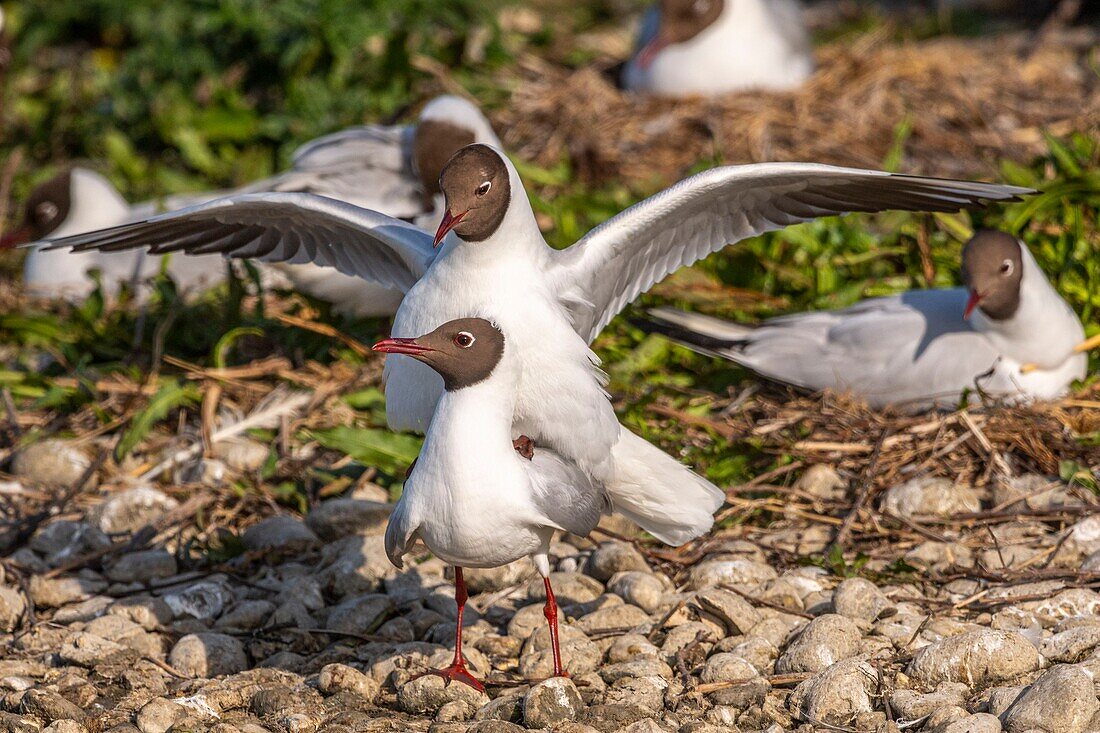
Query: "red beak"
0 225 33 250
636 35 669 70
964 290 982 320
372 337 434 357
433 209 468 248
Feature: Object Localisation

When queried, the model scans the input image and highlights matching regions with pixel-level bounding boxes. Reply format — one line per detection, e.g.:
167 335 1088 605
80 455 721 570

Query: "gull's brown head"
412 119 476 199
638 0 725 68
433 144 511 247
1 170 73 249
373 317 506 391
961 230 1024 321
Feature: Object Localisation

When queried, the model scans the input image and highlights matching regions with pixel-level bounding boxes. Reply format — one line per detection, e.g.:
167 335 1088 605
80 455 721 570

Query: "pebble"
604 676 669 712
134 698 188 733
168 632 249 678
59 631 130 666
0 586 25 631
105 549 178 584
787 659 876 727
888 682 969 719
796 464 847 501
575 603 650 635
524 677 584 727
774 614 861 674
464 561 532 594
19 689 87 722
688 559 777 590
162 580 233 620
317 663 379 701
1039 624 1100 663
91 486 178 535
1001 664 1099 733
12 440 93 488
397 674 489 717
906 629 1040 686
42 722 87 733
993 474 1076 511
520 625 603 679
320 533 400 597
832 577 895 622
241 515 319 550
607 571 666 614
586 542 649 582
28 574 107 608
29 520 111 566
694 589 761 636
215 600 275 631
881 476 981 518
305 498 393 541
941 713 1003 733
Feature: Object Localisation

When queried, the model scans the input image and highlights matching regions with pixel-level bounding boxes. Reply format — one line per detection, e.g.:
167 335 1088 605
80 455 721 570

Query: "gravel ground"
1 440 1099 733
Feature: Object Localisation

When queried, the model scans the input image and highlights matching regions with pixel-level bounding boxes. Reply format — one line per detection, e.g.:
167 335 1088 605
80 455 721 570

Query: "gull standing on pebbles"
42 146 1032 546
622 0 814 96
645 230 1087 410
2 95 498 315
372 317 607 690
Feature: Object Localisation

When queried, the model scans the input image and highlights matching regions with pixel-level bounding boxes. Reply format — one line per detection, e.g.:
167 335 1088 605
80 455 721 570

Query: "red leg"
543 575 568 678
418 567 485 691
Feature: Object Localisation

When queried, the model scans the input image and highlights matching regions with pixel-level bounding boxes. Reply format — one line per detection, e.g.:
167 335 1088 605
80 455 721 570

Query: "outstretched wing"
42 192 437 294
549 163 1032 342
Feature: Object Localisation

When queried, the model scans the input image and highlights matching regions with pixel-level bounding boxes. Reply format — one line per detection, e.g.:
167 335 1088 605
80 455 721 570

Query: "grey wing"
40 193 436 294
655 290 1009 409
549 162 1032 343
289 124 411 172
525 449 609 538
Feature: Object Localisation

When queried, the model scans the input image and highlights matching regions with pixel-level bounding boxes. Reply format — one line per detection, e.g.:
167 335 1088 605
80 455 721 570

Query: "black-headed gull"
41 146 1031 545
373 317 606 689
622 0 813 96
646 231 1086 410
3 95 499 315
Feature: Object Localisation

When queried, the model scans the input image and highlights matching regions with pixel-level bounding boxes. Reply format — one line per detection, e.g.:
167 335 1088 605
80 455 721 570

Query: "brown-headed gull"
41 146 1031 545
623 0 813 96
2 95 498 315
372 317 607 689
646 231 1086 410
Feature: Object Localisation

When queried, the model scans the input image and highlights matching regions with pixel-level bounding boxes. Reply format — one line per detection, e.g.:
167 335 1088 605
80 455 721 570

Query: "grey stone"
787 659 876 727
305 499 392 541
604 676 668 712
688 559 777 590
797 464 847 500
320 533 399 597
775 614 861 674
12 440 93 488
19 689 86 722
1002 664 1099 733
83 614 163 657
28 574 107 608
599 658 673 683
168 632 248 678
317 663 379 701
464 561 531 594
326 594 395 637
832 577 895 622
29 520 110 566
162 580 232 620
528 572 605 606
105 550 178 584
575 604 650 635
134 698 187 733
215 600 275 631
994 474 1077 511
520 624 602 680
59 631 130 666
1039 625 1100 663
607 633 661 663
0 586 25 632
523 677 583 727
607 572 665 614
241 516 319 550
881 476 980 518
907 630 1040 686
695 589 761 635
586 542 649 582
42 722 87 733
888 683 969 720
397 674 489 716
941 714 1002 733
91 486 178 534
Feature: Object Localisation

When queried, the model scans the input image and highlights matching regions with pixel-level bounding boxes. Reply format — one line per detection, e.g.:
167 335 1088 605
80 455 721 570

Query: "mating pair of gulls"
26 94 1047 685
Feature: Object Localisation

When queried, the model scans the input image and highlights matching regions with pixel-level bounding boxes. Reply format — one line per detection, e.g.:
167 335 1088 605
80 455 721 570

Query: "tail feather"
607 430 725 547
645 307 754 357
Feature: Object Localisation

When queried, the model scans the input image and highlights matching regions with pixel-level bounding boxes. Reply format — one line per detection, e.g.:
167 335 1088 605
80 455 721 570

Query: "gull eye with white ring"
36 201 59 222
475 181 491 197
453 331 476 349
999 259 1014 276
